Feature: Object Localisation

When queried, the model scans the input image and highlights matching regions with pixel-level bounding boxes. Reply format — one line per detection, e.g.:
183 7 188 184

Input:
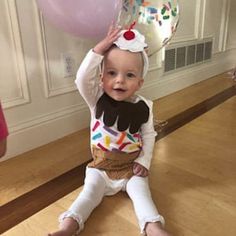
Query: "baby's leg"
48 168 107 236
126 176 170 236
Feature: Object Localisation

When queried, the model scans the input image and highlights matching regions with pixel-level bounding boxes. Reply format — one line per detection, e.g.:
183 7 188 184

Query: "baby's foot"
47 229 72 236
48 217 79 236
146 222 172 236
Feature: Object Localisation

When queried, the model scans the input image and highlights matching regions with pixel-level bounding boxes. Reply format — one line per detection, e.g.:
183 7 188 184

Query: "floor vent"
164 39 213 73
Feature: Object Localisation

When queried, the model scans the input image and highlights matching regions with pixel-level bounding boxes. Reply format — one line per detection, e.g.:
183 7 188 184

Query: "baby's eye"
127 72 136 78
107 71 116 76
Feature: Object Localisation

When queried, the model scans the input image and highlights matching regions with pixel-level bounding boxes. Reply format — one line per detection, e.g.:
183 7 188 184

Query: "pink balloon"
36 0 122 39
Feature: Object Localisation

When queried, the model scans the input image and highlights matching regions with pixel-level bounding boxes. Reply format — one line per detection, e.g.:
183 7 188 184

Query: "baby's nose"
116 74 125 83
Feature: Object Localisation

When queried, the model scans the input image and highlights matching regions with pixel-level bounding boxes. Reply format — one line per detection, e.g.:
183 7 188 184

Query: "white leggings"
60 167 164 234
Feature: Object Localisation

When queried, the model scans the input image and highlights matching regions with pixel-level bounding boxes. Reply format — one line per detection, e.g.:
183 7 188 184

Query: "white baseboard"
2 105 91 161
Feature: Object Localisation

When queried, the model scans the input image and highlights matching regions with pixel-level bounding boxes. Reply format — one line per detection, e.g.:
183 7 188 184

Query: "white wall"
0 0 235 161
227 0 236 50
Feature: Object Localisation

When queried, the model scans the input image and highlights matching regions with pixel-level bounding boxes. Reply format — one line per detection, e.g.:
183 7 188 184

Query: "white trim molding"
36 10 77 98
3 102 90 160
3 0 30 108
218 0 231 52
171 0 203 43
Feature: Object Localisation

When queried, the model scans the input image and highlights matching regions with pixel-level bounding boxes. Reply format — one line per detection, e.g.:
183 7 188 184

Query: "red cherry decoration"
124 30 135 40
123 21 136 40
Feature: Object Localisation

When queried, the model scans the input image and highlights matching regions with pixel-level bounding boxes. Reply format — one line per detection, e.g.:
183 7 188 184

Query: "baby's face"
101 47 144 101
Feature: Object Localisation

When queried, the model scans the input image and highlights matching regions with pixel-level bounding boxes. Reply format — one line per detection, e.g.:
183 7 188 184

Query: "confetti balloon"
118 0 180 56
36 0 122 39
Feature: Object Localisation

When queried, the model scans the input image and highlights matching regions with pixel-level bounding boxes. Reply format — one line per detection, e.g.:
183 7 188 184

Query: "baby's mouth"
113 88 126 92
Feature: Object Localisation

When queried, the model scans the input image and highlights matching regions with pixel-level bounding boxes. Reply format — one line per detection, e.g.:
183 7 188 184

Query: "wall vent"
164 39 213 73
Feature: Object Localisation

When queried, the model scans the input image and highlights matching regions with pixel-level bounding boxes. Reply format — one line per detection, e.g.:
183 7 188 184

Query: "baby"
49 25 171 236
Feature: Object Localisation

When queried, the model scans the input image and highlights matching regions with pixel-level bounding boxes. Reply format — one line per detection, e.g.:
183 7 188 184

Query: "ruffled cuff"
140 214 165 235
59 210 84 235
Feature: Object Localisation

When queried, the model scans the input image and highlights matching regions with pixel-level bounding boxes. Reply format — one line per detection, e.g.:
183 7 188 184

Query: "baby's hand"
93 24 121 55
133 162 149 177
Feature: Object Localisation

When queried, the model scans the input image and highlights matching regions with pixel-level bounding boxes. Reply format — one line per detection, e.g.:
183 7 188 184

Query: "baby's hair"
100 45 145 78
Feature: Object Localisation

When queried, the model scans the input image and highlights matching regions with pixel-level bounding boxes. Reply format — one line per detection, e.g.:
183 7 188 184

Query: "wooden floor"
0 71 236 235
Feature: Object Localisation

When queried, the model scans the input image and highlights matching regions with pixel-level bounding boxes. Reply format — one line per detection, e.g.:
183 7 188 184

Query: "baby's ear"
99 80 104 88
138 79 144 88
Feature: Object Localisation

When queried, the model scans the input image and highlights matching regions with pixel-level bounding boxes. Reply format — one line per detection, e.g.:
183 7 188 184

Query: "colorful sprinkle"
147 7 158 14
161 7 166 15
92 121 100 132
135 0 142 6
142 2 151 7
163 4 170 11
127 133 136 142
171 10 176 16
97 143 108 151
123 0 129 12
123 5 128 11
116 132 126 145
103 126 118 136
163 37 169 44
104 136 111 148
133 133 139 138
148 16 155 21
119 142 132 151
92 133 102 140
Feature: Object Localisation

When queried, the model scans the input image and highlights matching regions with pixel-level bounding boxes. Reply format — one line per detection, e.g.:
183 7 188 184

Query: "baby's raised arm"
93 25 121 55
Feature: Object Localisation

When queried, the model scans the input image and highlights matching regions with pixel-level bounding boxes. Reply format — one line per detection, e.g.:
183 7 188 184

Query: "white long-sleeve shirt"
75 49 157 170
